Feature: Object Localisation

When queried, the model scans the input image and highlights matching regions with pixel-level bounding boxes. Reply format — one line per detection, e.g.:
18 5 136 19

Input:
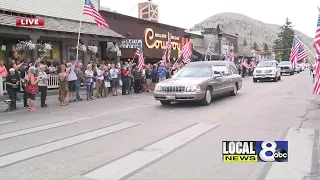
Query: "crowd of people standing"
0 57 186 112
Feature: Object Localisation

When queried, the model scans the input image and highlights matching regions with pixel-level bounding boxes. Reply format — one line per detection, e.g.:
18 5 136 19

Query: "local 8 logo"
259 141 288 162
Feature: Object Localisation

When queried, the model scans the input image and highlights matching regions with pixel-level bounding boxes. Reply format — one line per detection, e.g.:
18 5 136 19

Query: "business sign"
222 141 288 162
119 39 142 49
144 28 183 51
16 18 44 27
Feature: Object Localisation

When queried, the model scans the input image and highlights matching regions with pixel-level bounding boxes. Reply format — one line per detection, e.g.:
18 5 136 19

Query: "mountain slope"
191 12 314 56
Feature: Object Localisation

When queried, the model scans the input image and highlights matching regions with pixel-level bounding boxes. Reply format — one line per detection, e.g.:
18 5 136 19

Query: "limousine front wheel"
230 84 238 96
200 88 212 106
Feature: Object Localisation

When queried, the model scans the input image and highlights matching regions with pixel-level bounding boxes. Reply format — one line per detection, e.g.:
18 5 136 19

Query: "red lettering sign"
16 18 44 27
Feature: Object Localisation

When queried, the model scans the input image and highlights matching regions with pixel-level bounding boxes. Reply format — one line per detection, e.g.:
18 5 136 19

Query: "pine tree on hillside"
263 43 269 50
243 38 247 46
252 42 259 51
273 18 295 60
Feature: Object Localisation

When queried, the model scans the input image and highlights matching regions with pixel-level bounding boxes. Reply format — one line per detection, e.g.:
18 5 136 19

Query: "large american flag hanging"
135 45 144 71
83 0 109 28
313 7 320 95
289 36 308 63
289 37 302 61
182 41 192 64
297 43 308 61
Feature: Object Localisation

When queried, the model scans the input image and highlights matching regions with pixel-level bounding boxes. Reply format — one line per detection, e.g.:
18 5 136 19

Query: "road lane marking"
0 120 78 140
264 128 315 180
0 105 149 140
0 120 16 125
0 121 140 168
83 123 218 180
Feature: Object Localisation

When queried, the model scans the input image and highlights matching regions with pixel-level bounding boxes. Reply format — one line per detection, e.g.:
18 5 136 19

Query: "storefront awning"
0 14 124 39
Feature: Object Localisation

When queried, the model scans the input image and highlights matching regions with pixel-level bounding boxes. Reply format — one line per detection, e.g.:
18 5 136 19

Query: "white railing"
0 77 3 96
1 74 60 96
48 74 59 89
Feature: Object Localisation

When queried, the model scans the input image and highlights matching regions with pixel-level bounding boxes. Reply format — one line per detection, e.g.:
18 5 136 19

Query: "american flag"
313 7 320 95
167 33 172 63
182 41 192 64
162 48 167 66
297 43 308 61
231 52 235 62
242 60 249 69
289 36 302 61
292 56 298 69
83 0 109 28
135 45 144 71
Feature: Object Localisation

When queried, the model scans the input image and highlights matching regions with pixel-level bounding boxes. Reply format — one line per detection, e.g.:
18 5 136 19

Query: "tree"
252 42 259 51
273 18 295 60
243 38 247 46
263 43 269 50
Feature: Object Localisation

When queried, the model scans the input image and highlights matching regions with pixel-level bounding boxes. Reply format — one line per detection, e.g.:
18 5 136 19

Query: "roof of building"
0 13 124 38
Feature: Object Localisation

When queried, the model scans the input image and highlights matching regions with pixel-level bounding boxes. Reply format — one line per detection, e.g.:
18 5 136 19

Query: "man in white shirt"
95 64 104 98
110 64 120 95
67 62 78 102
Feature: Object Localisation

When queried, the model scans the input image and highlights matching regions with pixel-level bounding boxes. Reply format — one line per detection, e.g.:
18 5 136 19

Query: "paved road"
0 71 319 180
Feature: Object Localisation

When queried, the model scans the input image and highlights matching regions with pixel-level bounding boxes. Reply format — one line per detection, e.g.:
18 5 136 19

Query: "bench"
4 99 12 112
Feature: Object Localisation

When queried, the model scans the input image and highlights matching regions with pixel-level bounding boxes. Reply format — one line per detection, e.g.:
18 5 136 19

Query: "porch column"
29 35 39 61
82 39 89 66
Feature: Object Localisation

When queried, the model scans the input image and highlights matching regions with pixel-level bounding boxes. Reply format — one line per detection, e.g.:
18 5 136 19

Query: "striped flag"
83 0 109 28
292 56 298 69
162 48 167 66
313 7 320 95
182 41 192 64
167 33 172 63
135 45 144 71
297 43 308 61
289 37 302 61
290 36 308 62
242 60 249 69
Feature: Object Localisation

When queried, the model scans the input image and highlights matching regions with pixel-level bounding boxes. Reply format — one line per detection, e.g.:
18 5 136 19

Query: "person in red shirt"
25 67 38 111
121 66 129 95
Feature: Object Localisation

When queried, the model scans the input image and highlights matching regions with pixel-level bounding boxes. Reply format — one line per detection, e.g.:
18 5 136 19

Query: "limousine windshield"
173 66 212 78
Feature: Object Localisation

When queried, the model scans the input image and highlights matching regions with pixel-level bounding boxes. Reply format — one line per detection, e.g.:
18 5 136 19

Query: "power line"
127 4 137 16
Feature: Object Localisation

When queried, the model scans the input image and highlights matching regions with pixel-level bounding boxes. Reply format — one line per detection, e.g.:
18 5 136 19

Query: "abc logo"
259 141 288 162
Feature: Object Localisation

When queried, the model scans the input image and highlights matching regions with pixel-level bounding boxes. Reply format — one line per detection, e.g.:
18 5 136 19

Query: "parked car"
298 64 304 71
278 61 294 75
294 65 302 73
153 61 242 106
253 60 281 82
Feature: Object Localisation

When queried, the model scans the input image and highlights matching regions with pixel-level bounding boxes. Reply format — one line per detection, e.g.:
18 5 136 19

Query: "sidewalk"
0 87 125 101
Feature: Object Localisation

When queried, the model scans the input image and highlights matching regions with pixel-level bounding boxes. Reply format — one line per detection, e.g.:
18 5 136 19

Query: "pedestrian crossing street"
0 117 319 180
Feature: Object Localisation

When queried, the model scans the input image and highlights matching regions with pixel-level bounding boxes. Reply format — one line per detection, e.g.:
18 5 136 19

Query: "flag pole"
76 21 82 62
294 35 315 57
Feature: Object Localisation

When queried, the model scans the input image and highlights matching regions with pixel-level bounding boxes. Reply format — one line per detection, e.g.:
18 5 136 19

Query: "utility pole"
216 24 223 57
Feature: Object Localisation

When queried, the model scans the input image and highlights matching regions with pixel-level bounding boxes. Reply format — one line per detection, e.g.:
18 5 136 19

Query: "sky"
101 0 320 37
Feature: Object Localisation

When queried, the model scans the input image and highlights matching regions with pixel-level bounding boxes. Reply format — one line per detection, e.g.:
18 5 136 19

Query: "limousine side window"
216 66 232 76
212 67 222 77
229 65 238 74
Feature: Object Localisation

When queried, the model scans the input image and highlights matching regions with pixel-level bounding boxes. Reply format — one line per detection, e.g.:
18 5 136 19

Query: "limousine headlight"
154 84 161 92
186 85 200 92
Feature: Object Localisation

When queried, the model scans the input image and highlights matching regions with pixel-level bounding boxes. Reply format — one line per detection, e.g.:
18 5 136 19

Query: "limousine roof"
185 61 237 69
